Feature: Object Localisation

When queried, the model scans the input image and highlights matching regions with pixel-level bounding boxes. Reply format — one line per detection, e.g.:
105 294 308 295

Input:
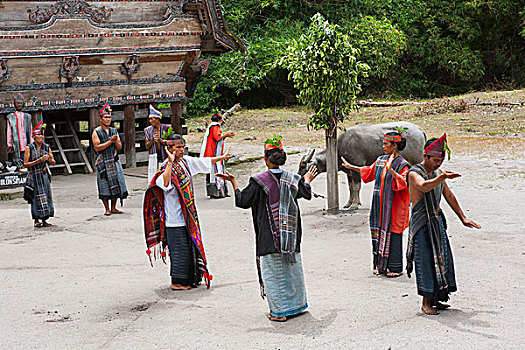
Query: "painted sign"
0 172 28 189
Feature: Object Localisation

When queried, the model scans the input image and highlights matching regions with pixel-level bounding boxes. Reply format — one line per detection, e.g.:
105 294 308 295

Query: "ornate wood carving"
197 58 212 75
59 56 81 86
120 55 141 81
27 1 113 25
0 59 11 83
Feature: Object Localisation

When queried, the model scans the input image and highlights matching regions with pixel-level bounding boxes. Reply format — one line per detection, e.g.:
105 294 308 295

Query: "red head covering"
384 134 402 142
263 134 283 151
165 138 185 146
264 140 283 151
425 133 448 158
32 121 45 135
99 103 111 117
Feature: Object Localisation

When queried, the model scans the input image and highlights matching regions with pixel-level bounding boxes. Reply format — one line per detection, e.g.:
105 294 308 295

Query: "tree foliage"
280 14 368 133
187 0 525 117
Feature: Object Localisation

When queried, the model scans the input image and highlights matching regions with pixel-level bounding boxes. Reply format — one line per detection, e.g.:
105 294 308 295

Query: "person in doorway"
200 112 235 198
217 135 318 322
341 131 410 277
91 103 128 216
144 105 171 183
406 134 481 315
143 133 232 290
24 122 55 227
7 93 33 170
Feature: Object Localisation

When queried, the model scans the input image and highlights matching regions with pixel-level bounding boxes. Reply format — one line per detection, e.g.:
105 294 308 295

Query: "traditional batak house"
0 0 243 187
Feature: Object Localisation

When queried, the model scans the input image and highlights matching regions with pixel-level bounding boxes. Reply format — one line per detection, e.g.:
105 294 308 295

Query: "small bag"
23 184 34 204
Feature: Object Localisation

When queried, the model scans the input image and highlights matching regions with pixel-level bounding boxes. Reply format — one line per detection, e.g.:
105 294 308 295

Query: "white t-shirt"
156 156 212 227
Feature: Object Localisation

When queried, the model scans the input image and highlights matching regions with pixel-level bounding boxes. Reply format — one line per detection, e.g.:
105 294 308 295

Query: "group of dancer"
13 99 481 320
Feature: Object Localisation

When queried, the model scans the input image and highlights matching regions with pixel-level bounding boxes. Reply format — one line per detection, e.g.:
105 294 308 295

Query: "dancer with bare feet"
143 133 232 291
342 130 410 277
218 135 317 322
406 134 481 315
92 103 128 216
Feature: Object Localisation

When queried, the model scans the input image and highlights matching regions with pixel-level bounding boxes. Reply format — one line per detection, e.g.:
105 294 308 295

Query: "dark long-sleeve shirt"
235 172 312 256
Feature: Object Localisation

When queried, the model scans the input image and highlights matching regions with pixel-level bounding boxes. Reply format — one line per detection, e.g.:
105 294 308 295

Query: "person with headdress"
91 103 128 216
143 133 232 290
144 105 171 183
7 93 33 170
217 135 318 322
23 122 56 227
406 134 481 315
199 112 235 198
341 130 410 277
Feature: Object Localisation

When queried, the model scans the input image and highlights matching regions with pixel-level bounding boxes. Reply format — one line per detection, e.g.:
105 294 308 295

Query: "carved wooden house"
0 0 243 175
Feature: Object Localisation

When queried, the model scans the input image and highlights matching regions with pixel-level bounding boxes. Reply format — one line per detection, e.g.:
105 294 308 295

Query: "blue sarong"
413 215 457 302
260 253 308 318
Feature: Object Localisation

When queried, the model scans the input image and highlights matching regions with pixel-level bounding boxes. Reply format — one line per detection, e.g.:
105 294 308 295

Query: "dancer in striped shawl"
342 131 410 277
217 135 318 322
406 134 480 315
23 122 56 227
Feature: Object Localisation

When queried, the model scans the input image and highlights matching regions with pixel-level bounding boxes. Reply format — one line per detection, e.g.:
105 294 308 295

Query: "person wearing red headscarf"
406 134 481 315
342 131 410 277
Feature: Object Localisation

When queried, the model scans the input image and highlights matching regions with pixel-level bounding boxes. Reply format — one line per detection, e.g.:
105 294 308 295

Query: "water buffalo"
298 121 426 210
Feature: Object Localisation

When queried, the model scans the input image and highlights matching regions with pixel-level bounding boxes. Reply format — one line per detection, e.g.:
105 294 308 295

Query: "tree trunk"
325 116 339 214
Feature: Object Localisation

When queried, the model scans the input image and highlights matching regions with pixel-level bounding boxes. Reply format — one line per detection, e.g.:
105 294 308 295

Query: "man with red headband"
143 133 232 291
342 130 410 277
406 134 481 315
7 93 33 170
217 135 318 322
199 112 235 198
91 103 128 216
23 122 56 227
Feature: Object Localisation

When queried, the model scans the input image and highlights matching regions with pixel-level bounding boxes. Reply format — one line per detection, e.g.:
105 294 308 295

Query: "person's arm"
408 170 460 193
391 165 409 191
145 129 154 150
215 171 257 208
442 182 481 229
23 146 49 168
210 146 233 164
297 164 318 200
220 131 235 140
113 131 122 151
92 130 117 152
341 157 375 183
47 148 56 166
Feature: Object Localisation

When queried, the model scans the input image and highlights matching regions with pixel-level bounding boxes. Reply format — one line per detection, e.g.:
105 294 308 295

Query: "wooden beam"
0 114 7 164
88 108 99 165
31 111 42 127
123 104 136 168
171 102 183 135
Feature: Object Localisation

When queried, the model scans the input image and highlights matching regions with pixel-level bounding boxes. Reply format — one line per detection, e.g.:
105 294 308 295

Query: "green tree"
280 13 368 214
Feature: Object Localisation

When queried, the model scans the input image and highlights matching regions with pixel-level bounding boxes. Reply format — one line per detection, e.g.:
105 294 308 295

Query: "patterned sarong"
143 159 211 288
369 155 409 273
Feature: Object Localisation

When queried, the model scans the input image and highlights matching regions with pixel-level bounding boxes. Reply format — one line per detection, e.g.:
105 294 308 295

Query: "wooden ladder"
46 120 93 175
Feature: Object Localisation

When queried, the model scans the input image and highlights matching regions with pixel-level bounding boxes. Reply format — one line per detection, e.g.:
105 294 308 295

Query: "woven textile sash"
369 155 409 273
406 164 449 292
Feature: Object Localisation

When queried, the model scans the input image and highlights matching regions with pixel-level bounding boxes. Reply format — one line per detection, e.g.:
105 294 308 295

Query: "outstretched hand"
340 157 352 169
462 218 481 229
442 170 461 180
216 170 235 182
222 146 233 160
304 165 318 184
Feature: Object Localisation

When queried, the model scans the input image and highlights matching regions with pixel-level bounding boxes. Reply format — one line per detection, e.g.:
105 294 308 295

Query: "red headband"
264 141 283 151
384 134 402 142
165 139 184 146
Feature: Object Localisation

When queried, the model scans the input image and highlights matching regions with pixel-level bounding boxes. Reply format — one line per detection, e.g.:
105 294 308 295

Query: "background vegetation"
187 0 525 118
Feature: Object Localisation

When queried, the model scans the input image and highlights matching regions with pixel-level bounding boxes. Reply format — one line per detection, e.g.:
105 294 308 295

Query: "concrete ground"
0 142 523 349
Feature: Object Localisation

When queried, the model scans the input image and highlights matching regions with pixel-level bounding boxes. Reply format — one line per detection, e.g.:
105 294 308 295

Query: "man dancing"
406 134 481 315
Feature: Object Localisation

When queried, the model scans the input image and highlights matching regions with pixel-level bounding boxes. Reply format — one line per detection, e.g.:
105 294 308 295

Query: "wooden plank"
67 119 93 174
171 101 183 135
0 114 7 163
88 107 99 165
49 123 72 175
31 110 42 127
123 104 136 168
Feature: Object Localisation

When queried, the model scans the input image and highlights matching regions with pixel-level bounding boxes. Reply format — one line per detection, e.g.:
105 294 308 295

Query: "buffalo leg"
344 171 362 209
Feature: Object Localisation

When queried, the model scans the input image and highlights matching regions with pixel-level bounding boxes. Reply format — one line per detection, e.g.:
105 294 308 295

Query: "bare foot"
34 221 42 228
421 304 439 315
104 210 111 216
111 209 123 214
373 268 379 275
267 314 287 322
42 222 52 227
171 284 191 291
386 271 404 278
436 302 450 310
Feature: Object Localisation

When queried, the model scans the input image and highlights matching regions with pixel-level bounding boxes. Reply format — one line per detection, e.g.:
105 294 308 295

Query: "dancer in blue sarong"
217 135 318 322
407 134 481 315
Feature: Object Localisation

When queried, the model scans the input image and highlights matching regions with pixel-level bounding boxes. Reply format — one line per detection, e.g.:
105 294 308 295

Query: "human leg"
102 200 111 216
110 198 123 214
166 226 192 289
387 232 403 277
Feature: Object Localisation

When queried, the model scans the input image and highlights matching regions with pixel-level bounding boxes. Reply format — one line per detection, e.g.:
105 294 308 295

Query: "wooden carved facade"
0 0 243 173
